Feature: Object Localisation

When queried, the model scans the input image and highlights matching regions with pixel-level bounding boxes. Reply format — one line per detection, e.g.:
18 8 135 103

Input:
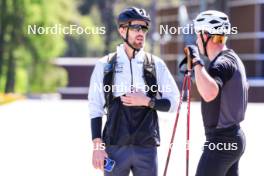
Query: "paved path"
0 100 263 176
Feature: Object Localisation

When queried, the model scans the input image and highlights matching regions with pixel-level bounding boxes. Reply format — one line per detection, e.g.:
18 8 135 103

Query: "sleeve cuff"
91 117 102 140
153 98 171 112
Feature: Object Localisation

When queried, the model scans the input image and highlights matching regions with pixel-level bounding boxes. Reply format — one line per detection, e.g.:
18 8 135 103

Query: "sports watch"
148 98 156 109
193 59 205 67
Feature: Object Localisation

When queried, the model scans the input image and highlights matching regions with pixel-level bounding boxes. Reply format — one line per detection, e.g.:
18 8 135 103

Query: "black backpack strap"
143 52 159 97
144 53 156 77
103 52 117 109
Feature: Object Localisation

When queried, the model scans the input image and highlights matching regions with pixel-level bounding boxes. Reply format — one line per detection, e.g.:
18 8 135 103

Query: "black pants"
196 125 246 176
104 145 157 176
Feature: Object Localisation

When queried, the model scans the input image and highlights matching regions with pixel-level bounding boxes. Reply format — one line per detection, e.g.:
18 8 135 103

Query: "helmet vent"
220 17 227 20
209 20 220 24
197 18 205 21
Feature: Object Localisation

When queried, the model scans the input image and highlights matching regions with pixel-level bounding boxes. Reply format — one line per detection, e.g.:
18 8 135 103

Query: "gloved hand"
185 45 200 62
179 45 204 72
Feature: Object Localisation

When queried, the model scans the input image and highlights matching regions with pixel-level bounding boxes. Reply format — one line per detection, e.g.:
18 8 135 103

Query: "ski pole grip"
184 47 192 71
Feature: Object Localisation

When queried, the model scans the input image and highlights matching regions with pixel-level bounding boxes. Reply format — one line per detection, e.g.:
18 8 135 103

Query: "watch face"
149 99 155 108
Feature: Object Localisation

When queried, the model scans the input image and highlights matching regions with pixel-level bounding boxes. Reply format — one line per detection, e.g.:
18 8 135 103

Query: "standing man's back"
185 10 248 176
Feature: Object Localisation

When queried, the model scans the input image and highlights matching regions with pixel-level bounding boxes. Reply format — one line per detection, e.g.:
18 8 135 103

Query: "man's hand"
185 45 201 63
179 45 204 72
92 138 108 171
121 90 151 107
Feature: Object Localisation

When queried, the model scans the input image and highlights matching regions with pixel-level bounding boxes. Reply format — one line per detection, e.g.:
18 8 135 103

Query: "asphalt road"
0 100 263 176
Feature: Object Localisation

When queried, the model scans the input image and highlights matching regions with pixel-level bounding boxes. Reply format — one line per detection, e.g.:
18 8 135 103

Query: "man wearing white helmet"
184 10 248 176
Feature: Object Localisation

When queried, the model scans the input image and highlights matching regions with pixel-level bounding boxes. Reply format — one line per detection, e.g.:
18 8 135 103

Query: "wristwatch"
148 98 156 109
193 60 205 67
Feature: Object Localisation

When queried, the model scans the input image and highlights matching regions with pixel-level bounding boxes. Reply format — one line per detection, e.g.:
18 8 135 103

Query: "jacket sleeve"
155 58 180 113
88 60 106 139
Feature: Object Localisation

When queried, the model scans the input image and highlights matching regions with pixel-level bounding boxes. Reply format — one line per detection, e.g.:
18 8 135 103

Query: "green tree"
79 0 117 54
0 0 77 93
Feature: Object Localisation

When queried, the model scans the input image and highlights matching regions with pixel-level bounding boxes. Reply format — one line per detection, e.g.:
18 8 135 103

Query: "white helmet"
194 10 231 35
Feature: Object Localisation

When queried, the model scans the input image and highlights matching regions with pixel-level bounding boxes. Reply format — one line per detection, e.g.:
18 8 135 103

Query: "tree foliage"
0 0 166 93
0 0 104 93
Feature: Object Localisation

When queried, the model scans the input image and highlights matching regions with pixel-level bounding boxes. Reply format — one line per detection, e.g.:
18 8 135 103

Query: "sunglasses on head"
122 24 149 33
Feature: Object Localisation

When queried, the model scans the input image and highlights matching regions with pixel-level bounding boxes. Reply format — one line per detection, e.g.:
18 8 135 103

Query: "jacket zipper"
129 59 134 91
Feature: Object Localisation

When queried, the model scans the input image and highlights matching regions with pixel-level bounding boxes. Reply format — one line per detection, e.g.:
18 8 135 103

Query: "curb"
0 93 25 105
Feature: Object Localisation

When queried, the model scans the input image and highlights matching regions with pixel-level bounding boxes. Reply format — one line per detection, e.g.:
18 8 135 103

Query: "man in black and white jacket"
89 7 179 176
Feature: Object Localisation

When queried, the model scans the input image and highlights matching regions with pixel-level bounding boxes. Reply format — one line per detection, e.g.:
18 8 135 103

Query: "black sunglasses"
122 24 149 33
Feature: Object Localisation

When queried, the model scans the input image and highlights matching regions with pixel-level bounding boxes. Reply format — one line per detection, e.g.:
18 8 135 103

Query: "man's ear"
118 27 127 38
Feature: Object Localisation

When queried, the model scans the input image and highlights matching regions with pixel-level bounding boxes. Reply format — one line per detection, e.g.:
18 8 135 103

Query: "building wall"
157 0 264 102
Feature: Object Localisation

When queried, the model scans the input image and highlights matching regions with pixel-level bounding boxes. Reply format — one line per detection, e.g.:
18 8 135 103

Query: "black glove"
179 45 204 72
186 45 200 60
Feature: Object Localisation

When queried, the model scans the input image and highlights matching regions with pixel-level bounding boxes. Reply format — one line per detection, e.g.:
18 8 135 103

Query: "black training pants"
196 125 246 176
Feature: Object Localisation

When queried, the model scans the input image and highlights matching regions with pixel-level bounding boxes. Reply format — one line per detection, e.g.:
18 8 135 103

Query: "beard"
132 39 144 49
129 34 145 49
132 42 144 49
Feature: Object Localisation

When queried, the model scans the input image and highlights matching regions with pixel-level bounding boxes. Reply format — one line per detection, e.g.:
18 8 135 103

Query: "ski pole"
163 47 192 176
184 47 192 176
163 73 187 176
